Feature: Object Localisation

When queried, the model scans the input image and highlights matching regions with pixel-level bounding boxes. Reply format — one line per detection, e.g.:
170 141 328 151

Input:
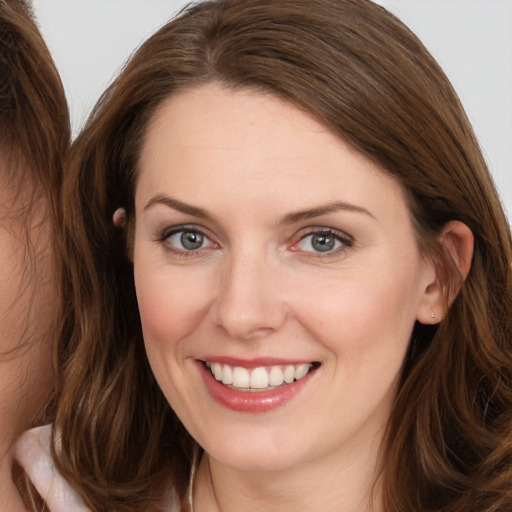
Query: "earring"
431 310 438 321
113 207 127 228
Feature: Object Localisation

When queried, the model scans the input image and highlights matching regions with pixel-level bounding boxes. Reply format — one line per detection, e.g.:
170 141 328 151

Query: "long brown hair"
0 0 69 235
0 0 70 508
55 1 512 510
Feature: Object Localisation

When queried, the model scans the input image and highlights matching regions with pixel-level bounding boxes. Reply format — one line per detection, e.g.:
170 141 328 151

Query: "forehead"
136 84 409 223
142 85 330 164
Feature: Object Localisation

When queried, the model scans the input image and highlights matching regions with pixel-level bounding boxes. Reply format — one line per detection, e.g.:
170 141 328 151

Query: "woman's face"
0 171 55 435
133 84 437 472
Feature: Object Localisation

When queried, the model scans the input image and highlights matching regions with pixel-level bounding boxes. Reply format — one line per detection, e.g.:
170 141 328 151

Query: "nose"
211 250 288 341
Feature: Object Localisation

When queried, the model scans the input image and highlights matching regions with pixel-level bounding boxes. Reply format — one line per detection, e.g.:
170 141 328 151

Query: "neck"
194 429 385 512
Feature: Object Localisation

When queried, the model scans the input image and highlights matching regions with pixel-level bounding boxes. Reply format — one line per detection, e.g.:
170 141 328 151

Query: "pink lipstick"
197 358 318 412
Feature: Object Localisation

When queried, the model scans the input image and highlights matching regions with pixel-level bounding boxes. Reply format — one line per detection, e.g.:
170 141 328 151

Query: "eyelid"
155 224 219 254
290 226 354 255
159 224 202 239
154 224 353 258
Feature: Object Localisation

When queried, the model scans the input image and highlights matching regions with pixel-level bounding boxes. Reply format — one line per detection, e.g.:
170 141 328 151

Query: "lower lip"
198 362 315 413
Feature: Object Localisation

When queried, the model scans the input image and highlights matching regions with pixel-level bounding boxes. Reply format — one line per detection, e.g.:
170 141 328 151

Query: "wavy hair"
0 0 69 235
0 0 70 508
54 1 512 510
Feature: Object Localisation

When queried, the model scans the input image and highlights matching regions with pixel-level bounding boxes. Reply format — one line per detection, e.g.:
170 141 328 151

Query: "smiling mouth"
203 361 320 391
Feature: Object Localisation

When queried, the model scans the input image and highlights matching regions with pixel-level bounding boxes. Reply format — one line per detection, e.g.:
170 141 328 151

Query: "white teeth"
206 362 314 390
222 364 233 385
232 366 250 388
250 367 269 389
213 363 223 381
283 365 295 384
294 363 310 380
269 366 284 386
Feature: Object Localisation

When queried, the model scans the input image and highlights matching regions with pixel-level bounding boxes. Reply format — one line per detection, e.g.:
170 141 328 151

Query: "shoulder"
15 425 91 512
16 425 181 512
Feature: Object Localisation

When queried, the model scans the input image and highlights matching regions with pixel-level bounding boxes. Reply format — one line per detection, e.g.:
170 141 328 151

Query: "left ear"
416 220 474 324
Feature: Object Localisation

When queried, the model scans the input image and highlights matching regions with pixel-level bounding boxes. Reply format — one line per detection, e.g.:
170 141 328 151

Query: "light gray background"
32 0 512 220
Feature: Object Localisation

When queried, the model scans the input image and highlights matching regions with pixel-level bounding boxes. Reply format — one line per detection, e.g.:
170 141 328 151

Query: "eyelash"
292 228 354 258
155 225 217 257
155 225 354 258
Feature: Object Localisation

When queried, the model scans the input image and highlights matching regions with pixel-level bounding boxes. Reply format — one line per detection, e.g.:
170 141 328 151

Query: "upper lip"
199 356 318 369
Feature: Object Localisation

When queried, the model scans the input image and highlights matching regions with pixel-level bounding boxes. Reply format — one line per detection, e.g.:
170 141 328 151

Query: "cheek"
0 225 55 345
133 262 217 416
134 264 213 350
292 261 423 361
0 221 56 426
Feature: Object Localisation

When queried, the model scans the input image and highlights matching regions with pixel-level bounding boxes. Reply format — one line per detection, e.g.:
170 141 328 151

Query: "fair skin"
131 83 472 512
0 168 55 511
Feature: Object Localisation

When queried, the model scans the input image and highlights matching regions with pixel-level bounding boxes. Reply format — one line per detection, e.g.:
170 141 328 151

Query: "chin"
198 428 309 473
212 450 300 473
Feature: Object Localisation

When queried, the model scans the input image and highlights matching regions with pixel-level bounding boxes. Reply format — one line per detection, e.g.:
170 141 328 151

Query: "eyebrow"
278 201 375 224
144 195 212 219
144 195 374 224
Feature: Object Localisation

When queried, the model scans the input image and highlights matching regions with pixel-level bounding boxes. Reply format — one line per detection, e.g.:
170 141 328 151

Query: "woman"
19 0 512 511
0 0 70 510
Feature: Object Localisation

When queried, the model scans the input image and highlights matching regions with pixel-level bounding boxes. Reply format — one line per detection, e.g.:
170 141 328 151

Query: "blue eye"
165 229 213 251
297 231 349 254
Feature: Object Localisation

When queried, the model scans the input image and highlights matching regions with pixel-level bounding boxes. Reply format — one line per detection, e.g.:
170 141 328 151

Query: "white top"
15 425 181 512
15 425 91 512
